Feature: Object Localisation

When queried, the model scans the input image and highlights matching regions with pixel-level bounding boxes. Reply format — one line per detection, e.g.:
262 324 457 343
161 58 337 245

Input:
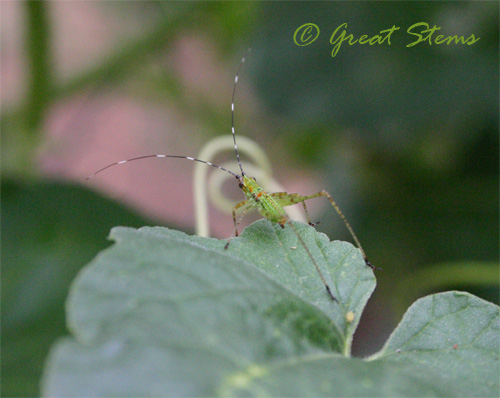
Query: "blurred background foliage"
1 2 498 396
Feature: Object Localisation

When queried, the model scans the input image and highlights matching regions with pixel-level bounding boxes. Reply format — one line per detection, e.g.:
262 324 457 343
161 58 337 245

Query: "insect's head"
238 174 258 194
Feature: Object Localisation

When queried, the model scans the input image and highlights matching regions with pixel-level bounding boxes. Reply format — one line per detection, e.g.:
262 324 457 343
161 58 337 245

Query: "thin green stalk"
25 0 53 132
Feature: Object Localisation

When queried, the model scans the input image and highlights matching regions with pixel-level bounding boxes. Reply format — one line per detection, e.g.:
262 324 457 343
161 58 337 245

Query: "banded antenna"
231 48 252 177
86 155 239 180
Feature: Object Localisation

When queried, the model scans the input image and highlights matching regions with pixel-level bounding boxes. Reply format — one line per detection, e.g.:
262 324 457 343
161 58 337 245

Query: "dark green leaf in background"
1 179 154 397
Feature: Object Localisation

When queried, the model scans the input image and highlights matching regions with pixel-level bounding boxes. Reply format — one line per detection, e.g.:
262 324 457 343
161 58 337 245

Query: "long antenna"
85 154 239 180
231 48 252 177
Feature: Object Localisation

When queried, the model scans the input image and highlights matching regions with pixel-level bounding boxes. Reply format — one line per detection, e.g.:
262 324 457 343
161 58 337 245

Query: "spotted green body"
240 175 287 226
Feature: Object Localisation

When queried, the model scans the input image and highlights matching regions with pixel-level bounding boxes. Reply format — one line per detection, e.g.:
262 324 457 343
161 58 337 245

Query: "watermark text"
293 22 480 57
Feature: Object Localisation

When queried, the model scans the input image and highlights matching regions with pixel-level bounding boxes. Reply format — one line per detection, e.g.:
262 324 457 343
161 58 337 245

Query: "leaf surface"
42 221 499 397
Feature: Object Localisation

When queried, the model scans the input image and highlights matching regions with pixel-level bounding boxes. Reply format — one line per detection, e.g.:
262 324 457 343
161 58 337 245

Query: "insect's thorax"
240 174 286 225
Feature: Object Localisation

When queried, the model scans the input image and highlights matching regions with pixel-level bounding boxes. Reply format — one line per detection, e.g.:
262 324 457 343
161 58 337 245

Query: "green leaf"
233 292 499 397
41 221 499 397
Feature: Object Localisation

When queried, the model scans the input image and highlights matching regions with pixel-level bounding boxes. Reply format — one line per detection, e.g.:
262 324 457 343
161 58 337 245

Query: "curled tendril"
194 135 306 237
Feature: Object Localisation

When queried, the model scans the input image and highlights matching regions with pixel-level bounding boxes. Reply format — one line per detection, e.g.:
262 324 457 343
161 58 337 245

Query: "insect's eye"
251 177 257 182
238 182 244 189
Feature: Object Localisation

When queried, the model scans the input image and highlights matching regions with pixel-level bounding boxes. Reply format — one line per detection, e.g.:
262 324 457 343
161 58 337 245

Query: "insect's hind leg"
270 192 320 226
224 200 249 250
298 190 379 270
285 220 337 302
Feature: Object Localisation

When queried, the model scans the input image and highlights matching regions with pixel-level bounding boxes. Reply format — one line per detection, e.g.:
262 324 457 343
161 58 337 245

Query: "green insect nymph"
238 174 287 226
87 50 378 303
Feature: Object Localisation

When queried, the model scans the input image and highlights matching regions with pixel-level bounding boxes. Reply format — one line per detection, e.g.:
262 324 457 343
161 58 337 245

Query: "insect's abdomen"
241 175 287 225
257 192 286 224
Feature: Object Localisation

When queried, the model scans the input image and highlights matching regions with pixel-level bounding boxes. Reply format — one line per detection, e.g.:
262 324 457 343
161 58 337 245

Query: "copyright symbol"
293 23 320 46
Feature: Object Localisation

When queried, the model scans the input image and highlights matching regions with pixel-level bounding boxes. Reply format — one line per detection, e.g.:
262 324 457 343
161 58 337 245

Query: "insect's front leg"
224 200 248 250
